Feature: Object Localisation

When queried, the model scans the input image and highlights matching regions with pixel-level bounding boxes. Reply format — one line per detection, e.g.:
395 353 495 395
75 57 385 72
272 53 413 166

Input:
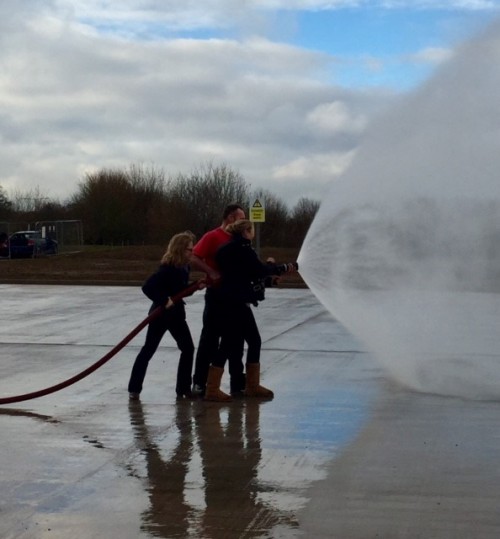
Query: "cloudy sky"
1 1 499 207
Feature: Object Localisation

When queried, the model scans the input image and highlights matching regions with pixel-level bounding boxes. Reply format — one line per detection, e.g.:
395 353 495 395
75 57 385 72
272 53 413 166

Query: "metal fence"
0 220 83 257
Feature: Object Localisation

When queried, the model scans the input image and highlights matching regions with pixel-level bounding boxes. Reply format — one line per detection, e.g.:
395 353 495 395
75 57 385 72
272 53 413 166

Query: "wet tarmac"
1 285 500 538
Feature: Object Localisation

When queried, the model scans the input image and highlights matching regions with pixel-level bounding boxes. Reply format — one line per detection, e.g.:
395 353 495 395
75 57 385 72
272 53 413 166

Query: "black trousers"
128 305 194 395
192 290 245 391
213 302 261 369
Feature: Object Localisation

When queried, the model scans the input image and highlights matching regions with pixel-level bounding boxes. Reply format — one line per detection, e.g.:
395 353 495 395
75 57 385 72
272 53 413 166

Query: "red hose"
0 279 206 405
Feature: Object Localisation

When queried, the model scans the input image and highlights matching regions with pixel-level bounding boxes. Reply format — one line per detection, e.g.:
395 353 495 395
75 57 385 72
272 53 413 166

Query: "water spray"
298 20 500 400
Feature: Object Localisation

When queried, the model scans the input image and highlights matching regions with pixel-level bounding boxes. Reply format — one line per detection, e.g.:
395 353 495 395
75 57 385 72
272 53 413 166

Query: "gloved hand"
276 262 299 274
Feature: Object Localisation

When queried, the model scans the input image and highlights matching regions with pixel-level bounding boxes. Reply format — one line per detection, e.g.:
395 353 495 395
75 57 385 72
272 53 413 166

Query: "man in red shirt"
191 204 246 396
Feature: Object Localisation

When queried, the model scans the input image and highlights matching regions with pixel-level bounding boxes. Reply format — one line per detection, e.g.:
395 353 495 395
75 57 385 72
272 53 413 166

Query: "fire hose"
0 279 207 405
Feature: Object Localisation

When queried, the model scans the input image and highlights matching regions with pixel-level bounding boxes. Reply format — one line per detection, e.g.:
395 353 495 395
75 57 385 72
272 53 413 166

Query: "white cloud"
307 101 368 133
408 46 455 64
272 150 355 182
289 0 500 9
0 5 387 206
0 1 495 209
266 149 356 203
47 0 500 39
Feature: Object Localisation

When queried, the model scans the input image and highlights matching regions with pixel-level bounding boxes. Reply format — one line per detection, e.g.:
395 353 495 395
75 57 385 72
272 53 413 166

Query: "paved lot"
1 285 500 538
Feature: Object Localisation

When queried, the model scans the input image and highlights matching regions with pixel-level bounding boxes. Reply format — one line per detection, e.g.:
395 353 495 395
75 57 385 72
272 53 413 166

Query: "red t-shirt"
193 227 232 271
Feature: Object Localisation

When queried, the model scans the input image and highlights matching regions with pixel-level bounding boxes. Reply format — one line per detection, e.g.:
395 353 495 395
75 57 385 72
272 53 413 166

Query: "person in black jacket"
204 219 297 402
128 232 200 401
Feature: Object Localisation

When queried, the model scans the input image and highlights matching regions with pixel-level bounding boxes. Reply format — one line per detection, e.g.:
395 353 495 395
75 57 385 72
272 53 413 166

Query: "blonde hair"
183 229 196 242
161 232 194 266
226 219 254 236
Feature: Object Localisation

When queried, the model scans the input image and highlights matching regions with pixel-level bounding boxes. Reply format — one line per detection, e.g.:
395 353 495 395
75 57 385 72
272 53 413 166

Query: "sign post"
249 199 266 258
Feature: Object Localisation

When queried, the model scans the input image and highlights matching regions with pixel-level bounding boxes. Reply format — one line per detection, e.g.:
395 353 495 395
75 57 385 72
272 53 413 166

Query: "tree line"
0 163 320 247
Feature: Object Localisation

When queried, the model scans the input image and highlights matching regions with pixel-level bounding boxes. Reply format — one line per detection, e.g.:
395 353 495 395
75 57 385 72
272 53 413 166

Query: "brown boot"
244 363 274 398
204 365 232 402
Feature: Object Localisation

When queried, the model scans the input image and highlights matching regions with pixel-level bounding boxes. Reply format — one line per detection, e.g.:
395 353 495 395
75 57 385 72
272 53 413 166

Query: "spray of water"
299 19 500 400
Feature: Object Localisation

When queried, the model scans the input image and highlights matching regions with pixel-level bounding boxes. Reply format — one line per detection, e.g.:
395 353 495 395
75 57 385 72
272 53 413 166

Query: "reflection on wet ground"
3 286 500 537
0 287 377 538
0 368 375 538
0 286 500 539
128 400 296 538
123 353 376 539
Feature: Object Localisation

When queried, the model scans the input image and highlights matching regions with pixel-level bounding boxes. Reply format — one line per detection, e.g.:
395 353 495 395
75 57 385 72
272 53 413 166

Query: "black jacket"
215 235 283 305
141 263 190 309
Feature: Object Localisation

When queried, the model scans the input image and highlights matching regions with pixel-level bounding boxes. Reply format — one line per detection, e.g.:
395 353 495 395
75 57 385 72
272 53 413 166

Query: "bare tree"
57 161 302 247
10 186 51 212
70 164 174 244
168 162 250 235
127 164 170 243
289 197 320 247
5 186 67 227
250 189 289 247
0 185 12 220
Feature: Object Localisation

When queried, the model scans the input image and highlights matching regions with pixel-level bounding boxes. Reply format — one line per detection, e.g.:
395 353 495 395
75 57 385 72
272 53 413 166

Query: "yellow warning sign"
250 199 266 222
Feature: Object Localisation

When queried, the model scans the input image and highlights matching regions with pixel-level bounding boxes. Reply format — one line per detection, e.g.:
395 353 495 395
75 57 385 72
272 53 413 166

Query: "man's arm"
190 253 220 281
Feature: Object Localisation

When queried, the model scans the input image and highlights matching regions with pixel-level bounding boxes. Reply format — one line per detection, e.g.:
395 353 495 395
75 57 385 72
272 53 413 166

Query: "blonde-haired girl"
128 232 197 400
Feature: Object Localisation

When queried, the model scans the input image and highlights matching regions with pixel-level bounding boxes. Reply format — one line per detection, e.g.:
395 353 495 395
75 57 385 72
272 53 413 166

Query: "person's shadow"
128 400 294 538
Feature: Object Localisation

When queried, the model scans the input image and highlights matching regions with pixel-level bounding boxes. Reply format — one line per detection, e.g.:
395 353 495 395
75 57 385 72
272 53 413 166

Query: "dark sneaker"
191 384 205 396
176 390 195 400
129 392 140 401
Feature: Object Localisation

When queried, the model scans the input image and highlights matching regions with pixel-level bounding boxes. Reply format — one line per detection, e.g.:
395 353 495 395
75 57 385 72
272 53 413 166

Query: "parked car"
8 231 58 258
0 232 8 258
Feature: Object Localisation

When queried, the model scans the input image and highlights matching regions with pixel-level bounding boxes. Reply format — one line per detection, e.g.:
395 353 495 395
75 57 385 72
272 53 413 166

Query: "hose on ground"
0 279 206 405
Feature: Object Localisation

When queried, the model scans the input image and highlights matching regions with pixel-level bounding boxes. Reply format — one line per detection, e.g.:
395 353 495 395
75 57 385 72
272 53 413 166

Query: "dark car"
0 232 8 258
8 231 58 258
